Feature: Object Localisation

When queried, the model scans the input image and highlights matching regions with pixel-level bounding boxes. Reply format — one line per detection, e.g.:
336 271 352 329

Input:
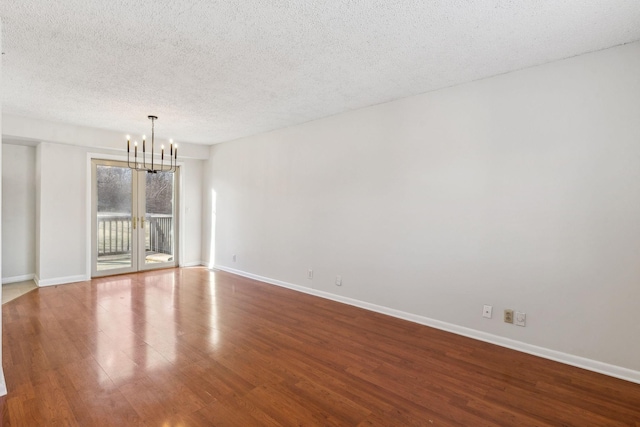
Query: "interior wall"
2 143 36 281
181 159 204 266
205 41 640 375
37 143 87 283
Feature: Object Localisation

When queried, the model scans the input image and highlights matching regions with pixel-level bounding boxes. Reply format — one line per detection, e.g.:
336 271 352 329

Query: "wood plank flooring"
1 267 639 426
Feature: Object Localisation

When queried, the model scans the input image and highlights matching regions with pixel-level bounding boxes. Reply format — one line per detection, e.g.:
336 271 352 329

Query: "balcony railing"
146 214 173 256
97 213 173 256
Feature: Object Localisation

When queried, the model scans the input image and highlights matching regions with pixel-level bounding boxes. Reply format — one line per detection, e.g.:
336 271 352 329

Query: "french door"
91 159 179 277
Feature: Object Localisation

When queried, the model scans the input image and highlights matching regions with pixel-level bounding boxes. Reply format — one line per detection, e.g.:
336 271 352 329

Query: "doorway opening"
91 159 179 277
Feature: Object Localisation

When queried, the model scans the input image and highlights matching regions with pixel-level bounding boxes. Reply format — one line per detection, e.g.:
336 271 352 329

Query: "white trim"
181 261 207 267
178 160 185 268
36 274 89 287
213 265 640 385
85 153 94 281
0 367 6 397
2 273 35 284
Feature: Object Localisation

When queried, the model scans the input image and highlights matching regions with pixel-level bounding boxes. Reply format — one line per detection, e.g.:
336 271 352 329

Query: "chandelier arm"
128 154 137 170
129 140 139 170
142 134 146 169
151 117 155 172
125 115 176 174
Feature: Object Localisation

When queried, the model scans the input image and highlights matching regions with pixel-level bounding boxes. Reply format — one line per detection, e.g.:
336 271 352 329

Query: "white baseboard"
35 274 89 287
214 265 640 385
181 261 207 267
2 273 35 284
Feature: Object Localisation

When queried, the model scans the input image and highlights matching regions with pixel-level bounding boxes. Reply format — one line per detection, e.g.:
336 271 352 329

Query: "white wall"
37 142 88 283
2 144 36 281
181 158 204 266
204 41 640 378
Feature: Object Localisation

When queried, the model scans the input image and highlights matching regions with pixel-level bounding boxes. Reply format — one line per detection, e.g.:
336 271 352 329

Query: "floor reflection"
208 280 220 349
92 270 195 386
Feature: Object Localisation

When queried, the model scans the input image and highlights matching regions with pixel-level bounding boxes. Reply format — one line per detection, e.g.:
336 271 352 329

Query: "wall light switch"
515 311 526 327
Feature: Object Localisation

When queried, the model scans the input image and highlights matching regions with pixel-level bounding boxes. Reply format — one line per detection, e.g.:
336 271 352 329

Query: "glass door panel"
143 171 175 267
94 163 136 273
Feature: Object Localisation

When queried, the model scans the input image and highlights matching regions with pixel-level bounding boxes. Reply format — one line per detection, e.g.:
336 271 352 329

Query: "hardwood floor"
1 267 639 426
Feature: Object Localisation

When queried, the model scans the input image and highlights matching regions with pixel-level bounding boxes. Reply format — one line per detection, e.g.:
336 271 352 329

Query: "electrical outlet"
504 309 514 324
232 254 236 262
335 275 342 286
515 311 526 327
482 305 493 319
308 269 313 279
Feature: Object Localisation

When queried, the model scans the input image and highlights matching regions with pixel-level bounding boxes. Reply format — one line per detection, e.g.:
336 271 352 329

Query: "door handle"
132 216 137 229
140 216 145 228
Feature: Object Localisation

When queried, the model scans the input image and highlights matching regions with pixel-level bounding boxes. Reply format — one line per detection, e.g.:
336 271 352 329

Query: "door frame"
87 153 182 278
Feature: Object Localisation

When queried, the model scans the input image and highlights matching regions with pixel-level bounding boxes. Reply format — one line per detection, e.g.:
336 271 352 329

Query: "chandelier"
126 115 177 173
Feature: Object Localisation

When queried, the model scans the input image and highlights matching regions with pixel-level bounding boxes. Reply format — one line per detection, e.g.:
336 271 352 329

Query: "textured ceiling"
2 1 640 145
